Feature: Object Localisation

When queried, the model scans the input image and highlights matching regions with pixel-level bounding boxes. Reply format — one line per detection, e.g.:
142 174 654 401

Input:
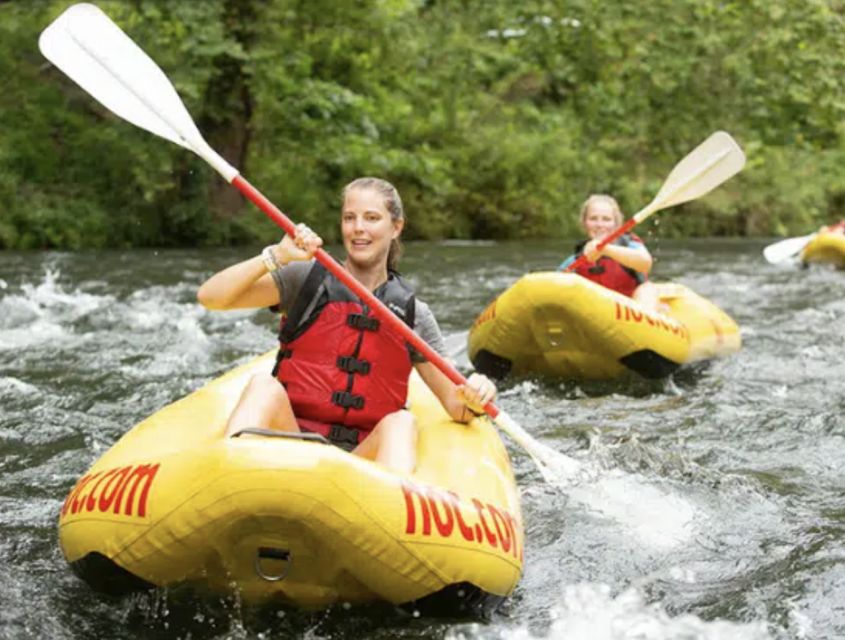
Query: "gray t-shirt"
271 260 447 362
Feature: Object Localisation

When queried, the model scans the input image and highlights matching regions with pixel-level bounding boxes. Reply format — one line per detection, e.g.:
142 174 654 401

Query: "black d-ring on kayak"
255 547 293 582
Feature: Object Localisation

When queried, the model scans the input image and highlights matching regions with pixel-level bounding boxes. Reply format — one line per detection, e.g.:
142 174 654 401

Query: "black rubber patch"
400 581 506 620
471 349 513 380
70 552 155 596
619 349 681 379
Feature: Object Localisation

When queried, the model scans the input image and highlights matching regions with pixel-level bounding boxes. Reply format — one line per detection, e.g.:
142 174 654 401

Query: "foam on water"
567 471 698 550
448 583 770 640
0 377 39 395
0 269 113 350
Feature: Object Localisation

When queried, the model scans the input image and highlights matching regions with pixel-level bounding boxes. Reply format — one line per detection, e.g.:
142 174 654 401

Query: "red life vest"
571 233 647 298
272 262 416 447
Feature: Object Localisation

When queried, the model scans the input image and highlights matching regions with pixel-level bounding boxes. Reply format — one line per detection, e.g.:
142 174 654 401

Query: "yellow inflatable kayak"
58 352 523 616
468 272 740 380
800 231 845 268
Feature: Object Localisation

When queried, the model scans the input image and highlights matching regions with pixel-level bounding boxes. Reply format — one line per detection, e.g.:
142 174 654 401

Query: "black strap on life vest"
336 355 371 374
278 261 332 344
279 261 416 341
272 261 416 379
327 423 360 451
346 313 379 331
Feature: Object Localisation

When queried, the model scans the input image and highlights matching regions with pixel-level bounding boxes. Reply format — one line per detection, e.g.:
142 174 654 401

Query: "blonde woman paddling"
559 194 660 312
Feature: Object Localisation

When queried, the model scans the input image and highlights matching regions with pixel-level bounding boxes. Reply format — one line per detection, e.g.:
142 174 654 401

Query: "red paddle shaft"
231 176 499 419
565 217 637 273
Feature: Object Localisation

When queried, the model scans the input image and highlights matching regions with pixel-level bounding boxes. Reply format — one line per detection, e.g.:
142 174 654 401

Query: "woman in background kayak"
559 194 660 312
819 220 845 234
197 177 496 474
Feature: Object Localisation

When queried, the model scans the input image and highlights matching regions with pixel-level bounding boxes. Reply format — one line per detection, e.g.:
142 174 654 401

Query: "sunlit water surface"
1 239 843 639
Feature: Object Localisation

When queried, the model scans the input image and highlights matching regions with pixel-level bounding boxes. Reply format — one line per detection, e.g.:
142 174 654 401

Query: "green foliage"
3 0 845 249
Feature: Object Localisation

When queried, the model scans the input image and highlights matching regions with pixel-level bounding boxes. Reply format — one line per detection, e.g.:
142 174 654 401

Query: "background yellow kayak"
468 273 740 380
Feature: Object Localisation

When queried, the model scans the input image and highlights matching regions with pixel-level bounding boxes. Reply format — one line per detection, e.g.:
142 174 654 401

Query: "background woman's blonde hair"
342 177 404 272
579 194 623 226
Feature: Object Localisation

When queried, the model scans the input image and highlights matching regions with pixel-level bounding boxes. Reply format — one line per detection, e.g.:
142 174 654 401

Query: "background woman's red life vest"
272 262 416 445
570 233 647 297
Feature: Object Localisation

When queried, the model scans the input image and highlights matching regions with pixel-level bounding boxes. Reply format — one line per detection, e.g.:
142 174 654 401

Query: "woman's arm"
415 362 497 423
583 239 653 274
197 224 323 310
197 256 280 310
601 243 653 274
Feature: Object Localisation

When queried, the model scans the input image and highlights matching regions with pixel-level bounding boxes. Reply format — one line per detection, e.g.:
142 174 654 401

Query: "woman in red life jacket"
820 220 845 234
197 177 496 474
558 194 660 312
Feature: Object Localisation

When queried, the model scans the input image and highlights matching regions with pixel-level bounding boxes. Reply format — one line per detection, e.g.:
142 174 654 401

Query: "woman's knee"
378 410 417 443
235 373 293 419
227 373 295 434
244 372 288 400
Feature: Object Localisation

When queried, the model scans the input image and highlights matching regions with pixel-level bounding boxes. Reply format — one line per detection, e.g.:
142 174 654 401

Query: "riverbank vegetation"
3 0 845 249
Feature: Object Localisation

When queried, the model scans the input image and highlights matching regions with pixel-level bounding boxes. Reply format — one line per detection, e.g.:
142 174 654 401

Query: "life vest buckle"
336 356 371 374
346 313 380 331
328 424 360 450
331 390 365 410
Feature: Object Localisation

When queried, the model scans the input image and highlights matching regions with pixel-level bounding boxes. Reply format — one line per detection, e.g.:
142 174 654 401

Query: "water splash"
448 583 770 640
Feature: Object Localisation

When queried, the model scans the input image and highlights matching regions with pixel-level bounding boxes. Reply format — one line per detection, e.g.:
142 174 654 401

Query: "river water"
1 239 843 640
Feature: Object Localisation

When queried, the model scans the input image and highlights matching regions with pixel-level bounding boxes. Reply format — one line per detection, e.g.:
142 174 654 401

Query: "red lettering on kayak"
401 481 522 559
60 462 160 521
98 465 132 512
502 509 524 561
472 499 498 548
472 299 498 328
487 504 512 554
427 493 455 537
710 318 725 345
614 299 689 341
402 481 432 535
115 464 159 516
446 490 476 542
63 471 100 516
84 468 117 512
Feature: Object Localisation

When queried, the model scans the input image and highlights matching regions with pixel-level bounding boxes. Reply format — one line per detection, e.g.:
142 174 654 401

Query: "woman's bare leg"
633 282 661 314
224 373 299 437
353 410 417 474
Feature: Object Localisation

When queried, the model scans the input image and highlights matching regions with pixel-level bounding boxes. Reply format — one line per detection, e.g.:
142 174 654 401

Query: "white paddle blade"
763 234 814 264
39 3 237 181
637 131 745 222
494 411 583 484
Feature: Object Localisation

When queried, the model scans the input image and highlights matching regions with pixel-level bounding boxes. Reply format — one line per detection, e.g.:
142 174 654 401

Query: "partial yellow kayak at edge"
800 231 845 269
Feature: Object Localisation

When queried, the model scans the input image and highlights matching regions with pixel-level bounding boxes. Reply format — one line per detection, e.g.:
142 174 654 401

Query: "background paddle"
566 131 745 273
763 234 814 264
39 2 578 482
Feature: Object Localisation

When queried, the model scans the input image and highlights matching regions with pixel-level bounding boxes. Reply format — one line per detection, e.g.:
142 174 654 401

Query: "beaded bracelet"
261 245 281 273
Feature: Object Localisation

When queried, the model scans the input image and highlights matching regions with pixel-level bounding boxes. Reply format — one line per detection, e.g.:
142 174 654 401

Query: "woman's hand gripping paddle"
38 3 580 484
566 131 746 273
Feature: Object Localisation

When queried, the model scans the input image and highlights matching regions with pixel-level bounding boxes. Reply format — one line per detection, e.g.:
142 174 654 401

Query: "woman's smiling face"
341 187 403 269
582 199 621 239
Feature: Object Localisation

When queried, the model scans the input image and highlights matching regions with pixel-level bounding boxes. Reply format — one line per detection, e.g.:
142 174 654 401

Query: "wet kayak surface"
1 238 842 639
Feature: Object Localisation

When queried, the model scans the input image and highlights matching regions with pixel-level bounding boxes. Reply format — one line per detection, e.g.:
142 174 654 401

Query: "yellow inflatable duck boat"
58 352 523 617
468 272 740 380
